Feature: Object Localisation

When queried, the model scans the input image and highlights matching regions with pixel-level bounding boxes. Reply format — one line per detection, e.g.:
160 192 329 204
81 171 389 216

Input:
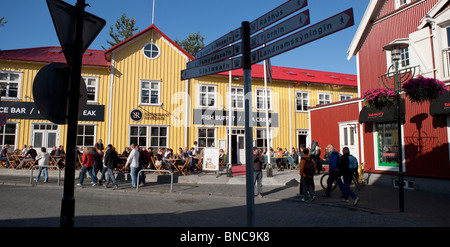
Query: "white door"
339 122 359 162
31 123 59 151
237 134 245 164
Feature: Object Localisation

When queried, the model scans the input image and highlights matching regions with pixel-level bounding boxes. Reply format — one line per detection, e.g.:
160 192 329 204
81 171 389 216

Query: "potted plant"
362 88 396 109
402 75 448 103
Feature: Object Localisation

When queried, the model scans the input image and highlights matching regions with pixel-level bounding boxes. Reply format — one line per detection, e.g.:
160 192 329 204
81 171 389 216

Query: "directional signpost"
45 0 105 227
180 0 354 227
251 8 354 64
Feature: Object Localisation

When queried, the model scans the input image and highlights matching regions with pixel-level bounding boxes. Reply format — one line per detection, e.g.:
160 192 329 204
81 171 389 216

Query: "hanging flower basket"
362 88 396 109
402 75 448 103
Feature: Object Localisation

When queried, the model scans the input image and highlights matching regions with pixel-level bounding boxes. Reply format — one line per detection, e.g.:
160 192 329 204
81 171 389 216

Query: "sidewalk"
1 165 450 226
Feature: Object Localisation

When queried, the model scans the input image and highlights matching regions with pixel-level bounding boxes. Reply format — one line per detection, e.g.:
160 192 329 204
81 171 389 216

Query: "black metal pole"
60 0 85 227
242 21 254 227
395 61 405 213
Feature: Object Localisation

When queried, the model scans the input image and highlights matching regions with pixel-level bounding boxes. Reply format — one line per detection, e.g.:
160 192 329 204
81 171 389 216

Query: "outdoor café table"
163 158 181 174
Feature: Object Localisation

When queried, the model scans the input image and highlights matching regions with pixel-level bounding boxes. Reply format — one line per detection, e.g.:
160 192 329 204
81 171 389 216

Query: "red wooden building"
309 0 450 179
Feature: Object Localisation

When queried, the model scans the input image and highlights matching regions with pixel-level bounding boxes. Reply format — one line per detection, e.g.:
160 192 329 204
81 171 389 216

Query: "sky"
0 0 370 75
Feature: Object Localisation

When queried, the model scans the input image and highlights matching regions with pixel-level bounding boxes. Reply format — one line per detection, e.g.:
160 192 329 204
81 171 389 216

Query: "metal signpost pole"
394 59 405 213
242 21 254 227
60 0 85 227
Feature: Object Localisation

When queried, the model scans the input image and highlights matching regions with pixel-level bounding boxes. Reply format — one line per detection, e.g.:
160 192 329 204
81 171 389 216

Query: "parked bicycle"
320 163 371 191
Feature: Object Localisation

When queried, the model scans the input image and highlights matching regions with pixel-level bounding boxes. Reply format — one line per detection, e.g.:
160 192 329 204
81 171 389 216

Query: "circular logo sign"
130 109 143 122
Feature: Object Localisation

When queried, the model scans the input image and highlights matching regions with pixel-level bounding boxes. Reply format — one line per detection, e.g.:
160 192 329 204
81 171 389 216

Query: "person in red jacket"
77 147 98 186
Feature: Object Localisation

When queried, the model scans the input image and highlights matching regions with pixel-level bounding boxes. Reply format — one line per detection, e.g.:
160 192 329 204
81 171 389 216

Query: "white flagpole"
152 0 155 25
263 58 271 167
228 41 233 173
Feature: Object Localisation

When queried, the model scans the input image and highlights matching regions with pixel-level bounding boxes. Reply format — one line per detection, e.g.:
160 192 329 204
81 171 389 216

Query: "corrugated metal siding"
359 0 439 94
310 102 360 152
358 0 450 178
403 95 450 178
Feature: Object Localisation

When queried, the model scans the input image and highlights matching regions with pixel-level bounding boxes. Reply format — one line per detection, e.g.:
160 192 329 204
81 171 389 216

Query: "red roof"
216 64 357 87
0 46 109 67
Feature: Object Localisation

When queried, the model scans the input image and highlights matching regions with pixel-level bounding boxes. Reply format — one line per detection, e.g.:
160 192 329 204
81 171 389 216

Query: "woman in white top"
35 147 50 183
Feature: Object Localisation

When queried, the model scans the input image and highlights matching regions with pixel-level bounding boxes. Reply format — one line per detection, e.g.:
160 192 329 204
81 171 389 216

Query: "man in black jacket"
103 144 119 189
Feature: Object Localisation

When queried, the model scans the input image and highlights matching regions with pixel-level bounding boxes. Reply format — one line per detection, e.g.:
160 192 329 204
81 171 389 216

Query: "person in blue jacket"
322 144 345 198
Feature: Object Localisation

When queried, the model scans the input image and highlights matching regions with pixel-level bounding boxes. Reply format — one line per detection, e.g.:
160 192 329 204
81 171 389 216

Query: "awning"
359 98 405 124
430 91 450 116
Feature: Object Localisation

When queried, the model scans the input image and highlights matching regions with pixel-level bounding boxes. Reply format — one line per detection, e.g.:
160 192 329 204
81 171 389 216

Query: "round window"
143 43 160 59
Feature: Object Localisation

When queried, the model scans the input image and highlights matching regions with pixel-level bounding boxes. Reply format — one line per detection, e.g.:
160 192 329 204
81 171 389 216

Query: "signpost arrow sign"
181 57 242 80
251 9 310 49
194 0 308 60
249 0 308 34
251 8 354 64
187 43 242 69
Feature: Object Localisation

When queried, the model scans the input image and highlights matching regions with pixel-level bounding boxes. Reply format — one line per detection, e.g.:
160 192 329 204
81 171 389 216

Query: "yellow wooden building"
0 25 356 164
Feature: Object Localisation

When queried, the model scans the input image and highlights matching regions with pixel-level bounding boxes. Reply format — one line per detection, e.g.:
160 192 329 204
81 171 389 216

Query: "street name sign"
249 0 308 34
250 8 354 64
181 57 242 80
194 0 308 60
250 9 310 49
187 43 242 69
194 29 242 60
187 9 310 69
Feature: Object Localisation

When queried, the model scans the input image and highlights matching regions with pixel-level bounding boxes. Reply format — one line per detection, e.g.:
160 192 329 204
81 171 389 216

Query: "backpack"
302 157 315 176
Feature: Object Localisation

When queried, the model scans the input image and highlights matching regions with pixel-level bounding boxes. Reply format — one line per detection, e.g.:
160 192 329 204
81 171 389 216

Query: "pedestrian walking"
125 144 140 188
253 147 264 198
341 147 360 205
299 148 316 203
35 147 50 183
322 144 345 198
92 146 103 179
77 147 98 186
103 144 119 189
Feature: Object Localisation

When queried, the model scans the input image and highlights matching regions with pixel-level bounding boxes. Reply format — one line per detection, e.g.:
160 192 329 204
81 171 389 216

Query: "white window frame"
0 70 22 100
318 92 332 105
198 84 217 108
230 86 244 110
82 76 99 103
197 127 217 148
255 128 273 149
30 123 60 150
255 88 272 111
142 42 161 60
340 94 352 101
77 124 97 147
295 90 309 112
140 79 161 106
149 125 169 149
0 122 18 152
395 0 411 9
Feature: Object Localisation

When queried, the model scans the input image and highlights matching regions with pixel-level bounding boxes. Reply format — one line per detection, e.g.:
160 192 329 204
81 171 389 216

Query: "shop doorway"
297 129 309 149
339 121 359 162
228 129 245 164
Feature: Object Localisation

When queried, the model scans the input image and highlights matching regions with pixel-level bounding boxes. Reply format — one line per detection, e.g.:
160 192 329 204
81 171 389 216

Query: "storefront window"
198 128 216 148
376 122 399 167
77 125 95 147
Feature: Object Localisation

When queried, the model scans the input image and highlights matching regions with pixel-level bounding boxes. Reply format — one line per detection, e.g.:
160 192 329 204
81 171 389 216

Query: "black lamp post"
381 40 414 213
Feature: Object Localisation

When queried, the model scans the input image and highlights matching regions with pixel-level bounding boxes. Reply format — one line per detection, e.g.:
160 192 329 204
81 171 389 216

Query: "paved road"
1 167 449 228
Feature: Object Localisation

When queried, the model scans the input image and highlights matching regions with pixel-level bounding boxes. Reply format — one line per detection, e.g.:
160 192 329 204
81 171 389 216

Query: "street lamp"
381 39 414 213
